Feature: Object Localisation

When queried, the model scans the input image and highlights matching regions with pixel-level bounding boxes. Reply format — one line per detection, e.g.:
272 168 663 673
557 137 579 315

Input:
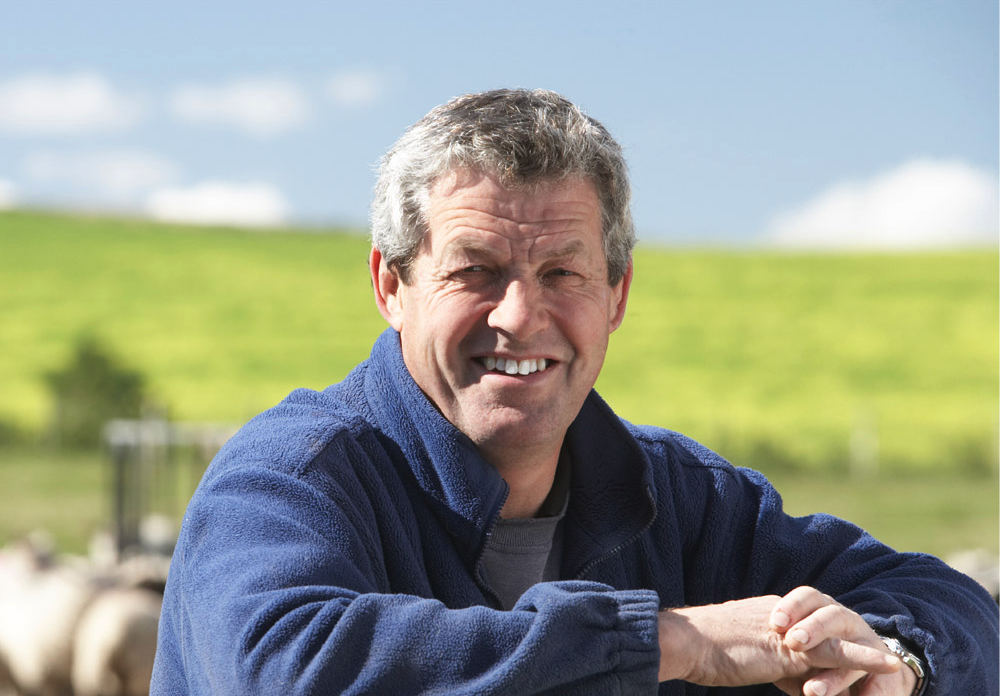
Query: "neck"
483 445 561 519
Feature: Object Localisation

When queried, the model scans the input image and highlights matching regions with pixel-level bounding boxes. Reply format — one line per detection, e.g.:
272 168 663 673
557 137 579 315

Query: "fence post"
850 405 879 480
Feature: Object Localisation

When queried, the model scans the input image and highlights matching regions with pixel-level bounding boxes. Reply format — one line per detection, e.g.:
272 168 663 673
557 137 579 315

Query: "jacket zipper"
573 484 657 582
473 481 509 610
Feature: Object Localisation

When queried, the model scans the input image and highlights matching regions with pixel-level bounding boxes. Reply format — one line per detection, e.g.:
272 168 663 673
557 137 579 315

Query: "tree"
44 336 148 448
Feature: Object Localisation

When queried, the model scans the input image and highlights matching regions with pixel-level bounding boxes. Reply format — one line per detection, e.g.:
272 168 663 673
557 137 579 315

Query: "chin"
466 417 566 458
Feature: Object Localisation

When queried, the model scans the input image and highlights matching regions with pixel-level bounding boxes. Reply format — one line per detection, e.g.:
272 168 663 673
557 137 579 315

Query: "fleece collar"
362 328 656 575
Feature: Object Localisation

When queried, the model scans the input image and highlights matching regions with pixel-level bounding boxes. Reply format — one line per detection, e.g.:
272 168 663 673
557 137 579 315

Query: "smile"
477 356 550 375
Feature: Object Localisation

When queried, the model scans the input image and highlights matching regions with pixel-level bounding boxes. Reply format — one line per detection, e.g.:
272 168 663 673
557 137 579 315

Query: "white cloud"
0 72 145 135
327 69 383 108
24 150 178 200
145 181 288 228
170 78 310 137
764 159 999 249
0 179 16 208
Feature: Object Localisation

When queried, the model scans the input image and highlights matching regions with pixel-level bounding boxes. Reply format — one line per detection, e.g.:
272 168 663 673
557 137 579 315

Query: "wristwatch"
880 636 928 696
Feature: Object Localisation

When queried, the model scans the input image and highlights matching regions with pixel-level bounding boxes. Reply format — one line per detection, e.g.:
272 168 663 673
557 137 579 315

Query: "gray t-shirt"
481 452 570 610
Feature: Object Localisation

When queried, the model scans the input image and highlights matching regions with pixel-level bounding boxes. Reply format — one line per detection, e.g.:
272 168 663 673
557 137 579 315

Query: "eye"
448 265 495 284
540 267 583 288
544 268 578 281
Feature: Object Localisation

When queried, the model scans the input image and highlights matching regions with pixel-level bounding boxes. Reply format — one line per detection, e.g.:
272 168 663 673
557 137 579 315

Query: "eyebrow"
443 237 587 262
545 239 587 260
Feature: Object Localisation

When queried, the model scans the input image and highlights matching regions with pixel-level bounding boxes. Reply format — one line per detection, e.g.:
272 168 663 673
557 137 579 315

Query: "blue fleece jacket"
152 329 998 695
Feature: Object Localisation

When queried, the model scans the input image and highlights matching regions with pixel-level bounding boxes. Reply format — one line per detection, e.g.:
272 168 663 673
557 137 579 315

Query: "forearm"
654 592 906 693
163 581 662 695
691 468 998 693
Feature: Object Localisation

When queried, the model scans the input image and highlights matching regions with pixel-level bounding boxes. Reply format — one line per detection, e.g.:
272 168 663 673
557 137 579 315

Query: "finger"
855 669 915 696
771 586 835 632
786 634 902 675
801 667 869 696
782 604 883 655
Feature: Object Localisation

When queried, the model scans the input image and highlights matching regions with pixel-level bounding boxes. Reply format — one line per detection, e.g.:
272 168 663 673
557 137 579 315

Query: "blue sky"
0 0 996 247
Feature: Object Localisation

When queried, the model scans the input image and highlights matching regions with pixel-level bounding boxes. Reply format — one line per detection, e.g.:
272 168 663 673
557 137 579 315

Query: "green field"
1 210 997 556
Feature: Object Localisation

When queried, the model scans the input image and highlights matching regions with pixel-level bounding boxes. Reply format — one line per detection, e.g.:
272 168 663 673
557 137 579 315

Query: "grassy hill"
604 249 998 475
2 210 385 433
3 209 995 472
1 210 996 555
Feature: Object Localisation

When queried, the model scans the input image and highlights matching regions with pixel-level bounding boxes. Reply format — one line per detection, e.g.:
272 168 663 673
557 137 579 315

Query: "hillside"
2 210 997 475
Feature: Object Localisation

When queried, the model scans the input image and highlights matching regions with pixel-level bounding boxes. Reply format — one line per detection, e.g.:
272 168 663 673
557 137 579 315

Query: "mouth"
476 356 552 376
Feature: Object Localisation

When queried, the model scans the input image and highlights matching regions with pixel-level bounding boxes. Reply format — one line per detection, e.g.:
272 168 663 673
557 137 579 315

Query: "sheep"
947 548 1000 602
68 550 168 696
0 536 99 696
0 533 170 696
71 587 162 696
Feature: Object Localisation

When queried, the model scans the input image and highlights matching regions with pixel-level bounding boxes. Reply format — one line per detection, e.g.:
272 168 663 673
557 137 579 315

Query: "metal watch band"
880 636 928 696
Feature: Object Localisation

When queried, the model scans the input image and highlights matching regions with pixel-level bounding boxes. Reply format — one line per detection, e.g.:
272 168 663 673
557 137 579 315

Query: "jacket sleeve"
152 461 661 696
666 438 998 696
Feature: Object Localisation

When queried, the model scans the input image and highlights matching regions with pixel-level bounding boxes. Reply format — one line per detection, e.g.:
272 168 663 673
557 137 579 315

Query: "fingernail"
789 628 809 645
772 610 790 628
810 682 828 696
885 654 901 667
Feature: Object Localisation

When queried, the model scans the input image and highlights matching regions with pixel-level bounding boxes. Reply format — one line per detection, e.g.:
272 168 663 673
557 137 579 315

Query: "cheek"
555 291 617 337
417 294 489 351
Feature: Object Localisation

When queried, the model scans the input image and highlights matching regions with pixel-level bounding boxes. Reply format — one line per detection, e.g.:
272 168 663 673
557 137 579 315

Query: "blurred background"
0 1 997 692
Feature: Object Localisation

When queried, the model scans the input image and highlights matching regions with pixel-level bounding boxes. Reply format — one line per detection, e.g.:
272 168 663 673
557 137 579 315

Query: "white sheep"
0 533 169 696
71 587 162 696
0 538 98 696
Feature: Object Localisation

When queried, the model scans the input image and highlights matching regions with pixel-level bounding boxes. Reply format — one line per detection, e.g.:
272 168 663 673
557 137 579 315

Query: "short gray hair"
370 88 635 285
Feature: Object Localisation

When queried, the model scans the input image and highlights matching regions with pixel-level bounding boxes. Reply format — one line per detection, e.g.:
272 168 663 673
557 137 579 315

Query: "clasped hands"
658 586 917 696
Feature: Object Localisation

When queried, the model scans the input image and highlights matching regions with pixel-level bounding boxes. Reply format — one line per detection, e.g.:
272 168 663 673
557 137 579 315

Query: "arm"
154 464 661 695
654 437 999 694
656 588 916 695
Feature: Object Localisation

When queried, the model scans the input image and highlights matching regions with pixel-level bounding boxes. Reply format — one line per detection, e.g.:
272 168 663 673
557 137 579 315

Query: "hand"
770 587 917 696
657 589 907 693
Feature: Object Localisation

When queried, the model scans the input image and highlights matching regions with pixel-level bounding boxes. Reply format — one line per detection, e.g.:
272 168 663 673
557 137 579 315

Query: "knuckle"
806 605 840 634
780 585 819 613
795 585 821 599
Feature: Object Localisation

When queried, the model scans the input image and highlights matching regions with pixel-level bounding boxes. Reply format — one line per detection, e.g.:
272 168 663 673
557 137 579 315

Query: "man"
152 89 998 695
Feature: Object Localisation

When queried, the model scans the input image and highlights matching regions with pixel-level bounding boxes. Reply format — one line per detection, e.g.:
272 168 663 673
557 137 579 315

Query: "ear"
370 247 405 331
608 259 633 333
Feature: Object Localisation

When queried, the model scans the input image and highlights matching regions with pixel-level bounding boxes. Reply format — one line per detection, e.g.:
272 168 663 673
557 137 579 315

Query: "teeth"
480 356 550 375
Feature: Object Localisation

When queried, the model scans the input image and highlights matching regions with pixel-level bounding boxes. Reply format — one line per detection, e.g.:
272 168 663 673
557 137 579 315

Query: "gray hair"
370 88 635 285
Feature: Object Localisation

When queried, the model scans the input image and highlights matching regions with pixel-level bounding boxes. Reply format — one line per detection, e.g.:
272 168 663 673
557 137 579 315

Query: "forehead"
424 170 602 253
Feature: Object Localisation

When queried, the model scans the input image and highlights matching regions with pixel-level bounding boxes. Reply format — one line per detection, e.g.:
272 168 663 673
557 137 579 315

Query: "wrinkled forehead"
429 169 598 225
428 167 597 215
421 169 604 264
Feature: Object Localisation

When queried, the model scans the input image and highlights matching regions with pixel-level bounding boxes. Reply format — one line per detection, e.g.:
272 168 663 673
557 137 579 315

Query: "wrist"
880 636 928 696
656 608 700 682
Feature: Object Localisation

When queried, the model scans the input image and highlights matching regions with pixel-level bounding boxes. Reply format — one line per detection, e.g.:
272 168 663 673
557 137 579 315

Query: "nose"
486 277 547 339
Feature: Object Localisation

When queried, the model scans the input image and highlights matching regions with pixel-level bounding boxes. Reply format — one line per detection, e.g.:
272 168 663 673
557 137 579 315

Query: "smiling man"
373 169 627 518
152 89 998 695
